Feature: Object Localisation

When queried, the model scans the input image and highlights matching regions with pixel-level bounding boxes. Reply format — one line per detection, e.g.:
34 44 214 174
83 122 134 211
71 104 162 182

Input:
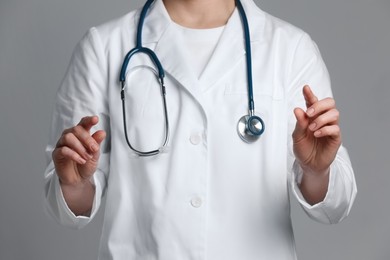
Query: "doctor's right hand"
52 116 106 187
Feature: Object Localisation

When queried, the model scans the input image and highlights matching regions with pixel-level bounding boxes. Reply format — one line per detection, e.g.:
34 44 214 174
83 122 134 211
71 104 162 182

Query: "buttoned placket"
186 99 208 260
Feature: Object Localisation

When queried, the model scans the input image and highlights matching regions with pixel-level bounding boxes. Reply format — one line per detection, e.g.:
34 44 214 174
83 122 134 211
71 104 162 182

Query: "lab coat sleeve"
286 32 357 224
44 27 110 229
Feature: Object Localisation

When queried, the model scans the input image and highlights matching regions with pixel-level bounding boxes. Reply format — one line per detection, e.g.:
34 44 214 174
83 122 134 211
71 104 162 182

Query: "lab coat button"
190 134 202 145
190 197 203 208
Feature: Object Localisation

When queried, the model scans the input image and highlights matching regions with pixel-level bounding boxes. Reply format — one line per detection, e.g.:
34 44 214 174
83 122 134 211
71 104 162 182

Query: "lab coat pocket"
221 80 286 148
224 81 284 100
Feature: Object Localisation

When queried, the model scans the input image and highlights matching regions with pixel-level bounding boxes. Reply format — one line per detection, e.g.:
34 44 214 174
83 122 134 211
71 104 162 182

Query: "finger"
302 85 318 108
61 125 99 153
53 146 87 165
92 130 106 146
306 97 336 118
292 107 309 139
77 116 99 132
313 125 341 139
89 130 107 160
57 132 94 161
308 108 339 132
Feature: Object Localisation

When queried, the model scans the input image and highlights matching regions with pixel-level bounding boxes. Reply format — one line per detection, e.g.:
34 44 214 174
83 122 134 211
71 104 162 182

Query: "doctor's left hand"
292 85 341 179
292 85 341 204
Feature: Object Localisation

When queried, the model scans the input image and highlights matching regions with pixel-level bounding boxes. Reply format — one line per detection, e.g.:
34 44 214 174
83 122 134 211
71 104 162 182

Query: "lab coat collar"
140 0 266 94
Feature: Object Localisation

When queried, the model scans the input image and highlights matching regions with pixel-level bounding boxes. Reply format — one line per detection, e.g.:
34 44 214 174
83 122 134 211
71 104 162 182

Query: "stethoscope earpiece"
237 114 265 143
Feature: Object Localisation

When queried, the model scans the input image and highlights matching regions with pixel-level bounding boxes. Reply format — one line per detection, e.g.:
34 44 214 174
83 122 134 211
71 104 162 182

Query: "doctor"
44 0 357 259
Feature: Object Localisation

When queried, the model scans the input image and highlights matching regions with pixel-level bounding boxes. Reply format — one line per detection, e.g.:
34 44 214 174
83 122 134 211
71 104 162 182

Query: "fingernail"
314 130 322 137
309 123 317 130
307 108 315 116
84 153 93 160
91 144 99 152
78 158 87 164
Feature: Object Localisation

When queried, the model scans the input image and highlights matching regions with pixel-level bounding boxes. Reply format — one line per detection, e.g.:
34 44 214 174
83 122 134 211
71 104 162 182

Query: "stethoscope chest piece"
237 114 265 143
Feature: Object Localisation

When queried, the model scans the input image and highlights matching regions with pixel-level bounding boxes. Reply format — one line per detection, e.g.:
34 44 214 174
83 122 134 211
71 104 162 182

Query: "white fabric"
173 23 225 78
44 0 357 259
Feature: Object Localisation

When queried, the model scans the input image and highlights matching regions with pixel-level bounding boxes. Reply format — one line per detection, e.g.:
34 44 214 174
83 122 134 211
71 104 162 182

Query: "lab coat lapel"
198 9 245 92
154 26 199 94
199 0 265 92
142 0 200 98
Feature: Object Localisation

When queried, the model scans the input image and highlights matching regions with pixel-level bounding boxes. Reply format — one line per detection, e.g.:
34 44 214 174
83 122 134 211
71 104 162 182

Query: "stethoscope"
120 0 265 156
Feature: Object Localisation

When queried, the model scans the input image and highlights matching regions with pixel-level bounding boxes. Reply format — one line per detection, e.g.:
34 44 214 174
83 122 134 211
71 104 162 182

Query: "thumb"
292 107 309 139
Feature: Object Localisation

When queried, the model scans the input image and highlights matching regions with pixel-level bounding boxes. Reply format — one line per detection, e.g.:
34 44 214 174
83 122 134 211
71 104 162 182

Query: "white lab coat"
44 0 357 259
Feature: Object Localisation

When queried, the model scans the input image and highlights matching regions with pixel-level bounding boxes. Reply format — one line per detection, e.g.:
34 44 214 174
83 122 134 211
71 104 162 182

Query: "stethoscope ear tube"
121 79 170 156
119 0 169 156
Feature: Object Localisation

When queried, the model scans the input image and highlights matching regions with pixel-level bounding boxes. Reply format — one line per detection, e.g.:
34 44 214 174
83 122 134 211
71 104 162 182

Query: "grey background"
0 0 388 259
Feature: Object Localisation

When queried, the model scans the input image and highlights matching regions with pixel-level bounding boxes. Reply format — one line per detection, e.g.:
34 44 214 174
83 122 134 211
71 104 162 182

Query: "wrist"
300 164 330 179
299 166 330 205
59 175 94 191
59 176 95 216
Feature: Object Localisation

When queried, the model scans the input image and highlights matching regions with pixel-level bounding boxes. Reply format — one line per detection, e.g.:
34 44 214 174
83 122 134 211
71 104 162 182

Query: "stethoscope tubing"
120 47 165 82
235 0 255 115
